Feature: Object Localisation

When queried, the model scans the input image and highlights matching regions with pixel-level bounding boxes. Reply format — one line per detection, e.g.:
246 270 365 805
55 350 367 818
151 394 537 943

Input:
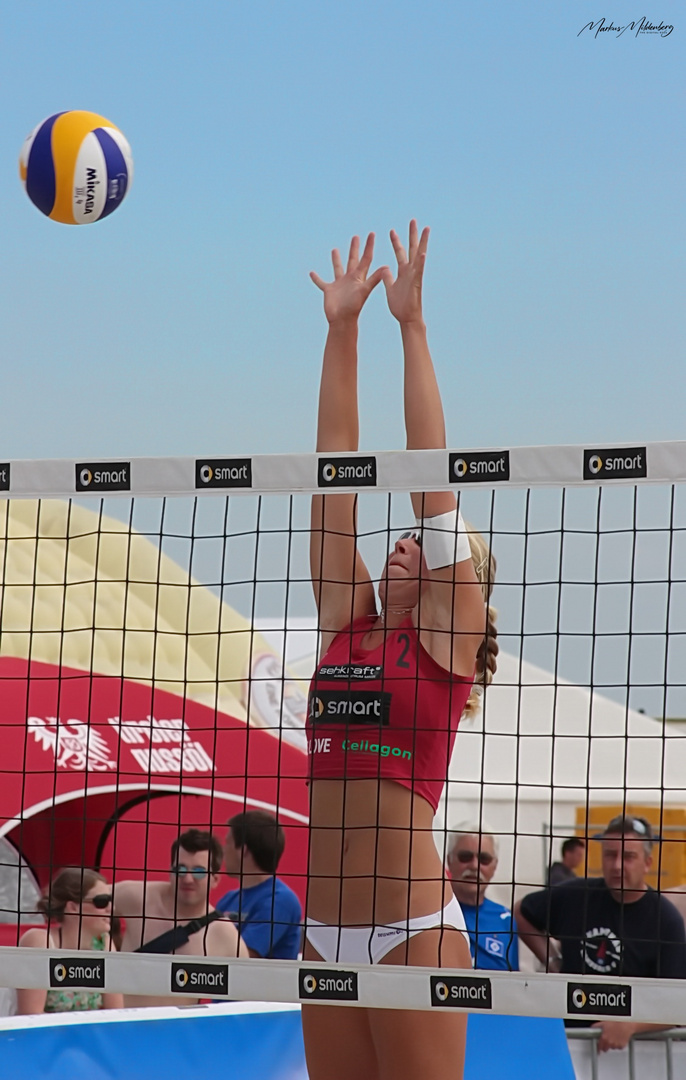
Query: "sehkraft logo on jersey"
430 975 492 1009
49 956 105 989
583 447 647 481
76 462 131 492
318 456 377 487
299 970 359 1001
195 458 252 489
317 664 383 681
0 464 9 492
308 689 391 725
449 451 510 483
171 962 229 996
567 982 632 1017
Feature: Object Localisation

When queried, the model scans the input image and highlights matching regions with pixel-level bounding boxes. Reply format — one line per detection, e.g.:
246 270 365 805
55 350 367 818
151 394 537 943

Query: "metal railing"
567 1028 686 1080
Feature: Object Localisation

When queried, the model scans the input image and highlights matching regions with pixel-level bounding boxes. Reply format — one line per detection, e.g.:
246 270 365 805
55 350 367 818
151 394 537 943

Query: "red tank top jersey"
306 616 474 813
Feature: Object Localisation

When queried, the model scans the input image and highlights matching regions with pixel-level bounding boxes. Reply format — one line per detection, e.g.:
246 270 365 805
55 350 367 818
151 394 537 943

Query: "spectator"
219 811 302 959
448 827 518 971
17 867 123 1014
515 815 686 1053
547 837 585 886
115 828 247 1007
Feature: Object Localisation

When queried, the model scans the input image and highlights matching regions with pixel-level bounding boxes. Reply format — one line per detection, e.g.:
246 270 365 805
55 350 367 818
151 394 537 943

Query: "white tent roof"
255 619 686 805
450 649 686 804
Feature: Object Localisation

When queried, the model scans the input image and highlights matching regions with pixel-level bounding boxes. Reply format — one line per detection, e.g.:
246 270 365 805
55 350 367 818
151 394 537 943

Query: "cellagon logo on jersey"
308 689 392 725
49 956 105 989
195 458 253 489
299 970 359 1001
448 451 510 483
583 447 647 481
0 464 9 492
567 982 632 1017
75 462 131 493
171 962 229 996
317 456 377 488
430 975 492 1009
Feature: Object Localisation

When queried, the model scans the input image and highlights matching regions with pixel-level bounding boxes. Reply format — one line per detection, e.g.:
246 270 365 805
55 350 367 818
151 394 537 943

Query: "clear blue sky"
1 0 683 460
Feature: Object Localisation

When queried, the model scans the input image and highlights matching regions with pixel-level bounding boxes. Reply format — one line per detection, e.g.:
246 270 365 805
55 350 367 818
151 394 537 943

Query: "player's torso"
307 618 468 786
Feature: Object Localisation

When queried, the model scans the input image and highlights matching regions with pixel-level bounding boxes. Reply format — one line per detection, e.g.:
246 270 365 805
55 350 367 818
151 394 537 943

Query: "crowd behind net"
2 446 686 1018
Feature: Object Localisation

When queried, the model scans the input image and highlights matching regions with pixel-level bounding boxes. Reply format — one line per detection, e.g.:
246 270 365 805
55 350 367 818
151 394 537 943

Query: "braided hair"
462 525 497 720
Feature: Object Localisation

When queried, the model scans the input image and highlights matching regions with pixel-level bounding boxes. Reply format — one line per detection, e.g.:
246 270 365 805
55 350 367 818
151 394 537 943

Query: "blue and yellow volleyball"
19 111 133 225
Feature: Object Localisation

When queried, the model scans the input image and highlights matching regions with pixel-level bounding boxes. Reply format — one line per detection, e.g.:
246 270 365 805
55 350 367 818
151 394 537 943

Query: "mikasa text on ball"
19 111 133 225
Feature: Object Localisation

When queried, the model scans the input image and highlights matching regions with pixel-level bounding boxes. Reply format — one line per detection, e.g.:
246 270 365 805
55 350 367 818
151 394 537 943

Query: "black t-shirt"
520 877 686 979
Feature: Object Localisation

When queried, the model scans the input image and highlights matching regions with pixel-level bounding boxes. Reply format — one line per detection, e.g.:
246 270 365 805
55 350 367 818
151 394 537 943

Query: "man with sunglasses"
448 827 519 971
116 828 248 1007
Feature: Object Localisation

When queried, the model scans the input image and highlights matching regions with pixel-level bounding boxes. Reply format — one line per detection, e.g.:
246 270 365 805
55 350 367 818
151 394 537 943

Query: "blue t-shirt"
461 897 519 971
216 877 302 960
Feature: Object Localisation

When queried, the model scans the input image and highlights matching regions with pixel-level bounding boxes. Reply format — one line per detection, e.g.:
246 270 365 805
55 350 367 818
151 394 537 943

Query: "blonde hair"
463 525 497 720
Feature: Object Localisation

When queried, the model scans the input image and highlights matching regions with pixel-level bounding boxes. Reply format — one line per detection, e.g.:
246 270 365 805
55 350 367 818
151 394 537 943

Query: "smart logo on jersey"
76 462 130 492
308 689 391 725
50 957 105 989
0 464 9 492
430 975 492 1009
567 982 632 1017
449 451 510 483
171 962 229 995
195 458 252 489
318 456 377 487
583 447 647 481
299 969 358 1001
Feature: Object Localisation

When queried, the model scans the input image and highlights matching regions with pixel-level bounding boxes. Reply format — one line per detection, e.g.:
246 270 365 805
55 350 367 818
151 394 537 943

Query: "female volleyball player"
303 222 497 1080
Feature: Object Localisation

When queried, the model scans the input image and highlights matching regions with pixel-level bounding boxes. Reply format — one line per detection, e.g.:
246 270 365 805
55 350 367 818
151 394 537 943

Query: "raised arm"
382 223 486 671
310 234 385 647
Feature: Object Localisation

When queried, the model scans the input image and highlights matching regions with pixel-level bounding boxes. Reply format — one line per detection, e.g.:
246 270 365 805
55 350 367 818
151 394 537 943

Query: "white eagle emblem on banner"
28 716 116 772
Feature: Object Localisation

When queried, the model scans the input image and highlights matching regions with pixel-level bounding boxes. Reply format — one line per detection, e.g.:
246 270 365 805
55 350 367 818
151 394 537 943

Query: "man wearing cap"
514 815 686 1053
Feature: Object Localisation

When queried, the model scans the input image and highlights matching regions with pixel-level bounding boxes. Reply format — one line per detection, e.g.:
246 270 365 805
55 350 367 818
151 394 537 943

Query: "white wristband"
416 509 471 570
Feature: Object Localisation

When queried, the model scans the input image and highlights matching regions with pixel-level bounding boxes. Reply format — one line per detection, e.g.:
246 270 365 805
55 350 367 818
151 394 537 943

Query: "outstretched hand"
310 233 386 325
382 220 429 326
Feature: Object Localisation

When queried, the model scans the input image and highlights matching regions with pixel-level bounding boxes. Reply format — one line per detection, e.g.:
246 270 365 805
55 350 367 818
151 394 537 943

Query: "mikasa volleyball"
19 111 133 225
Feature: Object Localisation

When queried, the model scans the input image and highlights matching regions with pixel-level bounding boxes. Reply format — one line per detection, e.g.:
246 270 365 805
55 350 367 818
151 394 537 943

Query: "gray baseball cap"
593 814 657 843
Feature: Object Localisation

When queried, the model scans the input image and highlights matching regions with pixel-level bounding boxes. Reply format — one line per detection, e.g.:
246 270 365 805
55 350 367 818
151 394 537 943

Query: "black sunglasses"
454 850 495 867
84 893 112 910
398 530 422 545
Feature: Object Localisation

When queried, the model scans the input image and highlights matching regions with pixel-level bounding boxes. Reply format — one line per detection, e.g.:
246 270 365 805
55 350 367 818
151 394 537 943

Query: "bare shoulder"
19 926 52 948
114 878 155 913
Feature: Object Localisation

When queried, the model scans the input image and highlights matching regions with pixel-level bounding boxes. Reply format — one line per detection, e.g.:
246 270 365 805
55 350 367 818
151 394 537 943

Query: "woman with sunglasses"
303 222 498 1080
17 867 123 1013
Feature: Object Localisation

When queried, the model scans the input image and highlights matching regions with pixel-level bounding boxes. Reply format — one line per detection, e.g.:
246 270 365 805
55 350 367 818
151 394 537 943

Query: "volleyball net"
1 441 686 1022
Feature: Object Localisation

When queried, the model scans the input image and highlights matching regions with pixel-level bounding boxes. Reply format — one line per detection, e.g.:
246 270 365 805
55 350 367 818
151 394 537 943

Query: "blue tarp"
0 1006 575 1079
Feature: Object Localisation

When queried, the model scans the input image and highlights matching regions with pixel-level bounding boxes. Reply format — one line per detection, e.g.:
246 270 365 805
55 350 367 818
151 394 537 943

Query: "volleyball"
19 110 133 225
